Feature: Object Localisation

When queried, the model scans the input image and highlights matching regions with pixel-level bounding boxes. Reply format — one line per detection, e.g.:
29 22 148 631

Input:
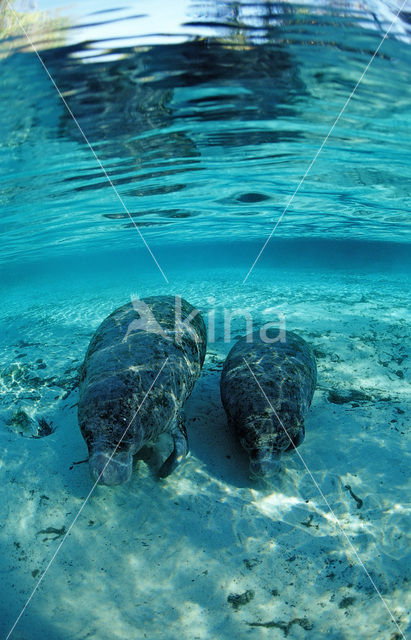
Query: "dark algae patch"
344 484 363 509
69 458 88 470
243 558 261 570
339 596 356 609
300 514 319 529
36 526 66 541
6 410 55 438
33 417 55 438
227 590 255 610
247 617 313 635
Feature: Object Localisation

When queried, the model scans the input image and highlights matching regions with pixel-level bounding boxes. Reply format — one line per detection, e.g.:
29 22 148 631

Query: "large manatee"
78 295 206 485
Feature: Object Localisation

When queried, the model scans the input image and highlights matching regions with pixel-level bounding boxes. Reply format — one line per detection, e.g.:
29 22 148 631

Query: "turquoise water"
1 1 410 639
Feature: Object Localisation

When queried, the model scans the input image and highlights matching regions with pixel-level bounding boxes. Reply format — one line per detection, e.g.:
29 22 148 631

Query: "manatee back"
78 295 207 450
220 328 317 434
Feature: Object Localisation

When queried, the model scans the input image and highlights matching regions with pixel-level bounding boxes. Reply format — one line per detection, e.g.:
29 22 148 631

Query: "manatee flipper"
285 425 305 452
158 414 189 478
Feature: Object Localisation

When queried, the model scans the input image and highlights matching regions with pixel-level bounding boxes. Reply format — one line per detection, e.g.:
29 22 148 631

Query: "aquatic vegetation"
7 408 34 436
227 590 255 610
247 617 313 635
36 526 66 542
6 409 55 438
34 417 55 439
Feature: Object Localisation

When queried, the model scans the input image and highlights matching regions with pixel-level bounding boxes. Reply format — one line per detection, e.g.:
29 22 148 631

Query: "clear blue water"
0 2 410 639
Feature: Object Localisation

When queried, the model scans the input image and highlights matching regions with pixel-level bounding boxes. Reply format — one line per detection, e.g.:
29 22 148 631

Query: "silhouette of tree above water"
0 0 70 57
40 25 304 161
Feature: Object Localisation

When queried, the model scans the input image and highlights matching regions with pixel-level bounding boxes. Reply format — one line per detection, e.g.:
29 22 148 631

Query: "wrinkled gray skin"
78 296 206 485
220 328 317 480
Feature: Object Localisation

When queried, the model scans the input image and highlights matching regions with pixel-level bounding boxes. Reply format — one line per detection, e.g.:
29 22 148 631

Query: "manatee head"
240 413 303 481
88 449 133 485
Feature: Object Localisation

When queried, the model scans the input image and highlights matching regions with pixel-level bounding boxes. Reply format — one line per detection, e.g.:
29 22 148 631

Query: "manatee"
78 295 206 485
220 328 316 479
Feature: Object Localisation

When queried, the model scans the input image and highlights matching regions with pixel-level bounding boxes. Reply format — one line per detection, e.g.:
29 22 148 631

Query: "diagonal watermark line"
242 0 409 284
5 357 169 640
243 357 406 640
6 1 169 284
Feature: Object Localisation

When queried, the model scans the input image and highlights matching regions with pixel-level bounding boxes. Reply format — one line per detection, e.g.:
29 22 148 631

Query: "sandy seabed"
0 264 409 640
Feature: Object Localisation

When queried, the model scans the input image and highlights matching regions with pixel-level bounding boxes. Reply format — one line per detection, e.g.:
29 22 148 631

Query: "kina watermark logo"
123 295 286 344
